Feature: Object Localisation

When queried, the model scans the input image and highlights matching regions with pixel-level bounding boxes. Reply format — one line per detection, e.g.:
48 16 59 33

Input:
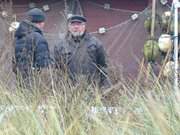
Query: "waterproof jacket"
54 32 110 87
14 20 50 76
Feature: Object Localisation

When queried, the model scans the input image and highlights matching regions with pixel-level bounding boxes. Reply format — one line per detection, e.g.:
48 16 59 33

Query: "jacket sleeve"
54 42 65 70
96 40 112 88
96 45 107 68
33 33 51 68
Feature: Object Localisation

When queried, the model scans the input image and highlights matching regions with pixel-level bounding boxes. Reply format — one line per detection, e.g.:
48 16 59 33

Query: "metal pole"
173 0 179 100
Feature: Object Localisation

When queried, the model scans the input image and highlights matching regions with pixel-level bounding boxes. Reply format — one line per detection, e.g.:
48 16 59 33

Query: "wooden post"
145 0 157 83
151 0 156 38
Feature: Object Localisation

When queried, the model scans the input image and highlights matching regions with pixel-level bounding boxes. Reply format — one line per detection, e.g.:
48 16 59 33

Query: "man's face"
68 21 86 37
35 22 45 30
39 22 45 29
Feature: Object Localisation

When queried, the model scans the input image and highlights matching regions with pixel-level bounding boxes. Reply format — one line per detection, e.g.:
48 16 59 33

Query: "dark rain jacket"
14 20 51 78
54 32 111 87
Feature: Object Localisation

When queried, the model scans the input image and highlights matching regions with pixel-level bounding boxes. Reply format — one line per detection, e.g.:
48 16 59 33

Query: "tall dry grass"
0 2 179 134
0 66 179 135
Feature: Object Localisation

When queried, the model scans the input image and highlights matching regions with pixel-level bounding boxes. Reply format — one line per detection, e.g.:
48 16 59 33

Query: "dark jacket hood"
15 20 42 38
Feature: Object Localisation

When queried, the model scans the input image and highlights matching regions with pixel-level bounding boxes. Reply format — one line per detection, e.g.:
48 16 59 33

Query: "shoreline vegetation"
0 69 179 135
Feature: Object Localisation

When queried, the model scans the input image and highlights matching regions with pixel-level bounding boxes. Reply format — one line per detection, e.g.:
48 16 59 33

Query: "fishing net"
0 0 173 88
81 0 150 77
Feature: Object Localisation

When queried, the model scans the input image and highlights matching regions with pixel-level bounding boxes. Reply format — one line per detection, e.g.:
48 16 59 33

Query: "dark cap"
68 15 87 23
27 8 46 23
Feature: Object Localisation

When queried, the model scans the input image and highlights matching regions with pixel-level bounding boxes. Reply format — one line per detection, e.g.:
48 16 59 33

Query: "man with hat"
54 15 111 89
14 8 51 88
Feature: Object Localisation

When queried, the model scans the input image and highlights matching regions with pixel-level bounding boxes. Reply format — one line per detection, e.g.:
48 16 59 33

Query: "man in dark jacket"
54 15 111 88
14 8 51 88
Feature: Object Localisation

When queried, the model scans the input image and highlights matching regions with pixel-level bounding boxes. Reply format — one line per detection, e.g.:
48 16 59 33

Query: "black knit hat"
68 15 87 23
27 8 46 23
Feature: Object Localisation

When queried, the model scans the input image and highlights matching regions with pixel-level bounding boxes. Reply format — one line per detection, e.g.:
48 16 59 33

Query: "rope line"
90 6 150 34
15 11 63 17
87 0 144 13
12 0 63 8
0 3 150 38
13 1 64 16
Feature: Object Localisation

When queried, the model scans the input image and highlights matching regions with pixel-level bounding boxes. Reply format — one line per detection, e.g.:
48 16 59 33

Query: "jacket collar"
15 20 43 38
